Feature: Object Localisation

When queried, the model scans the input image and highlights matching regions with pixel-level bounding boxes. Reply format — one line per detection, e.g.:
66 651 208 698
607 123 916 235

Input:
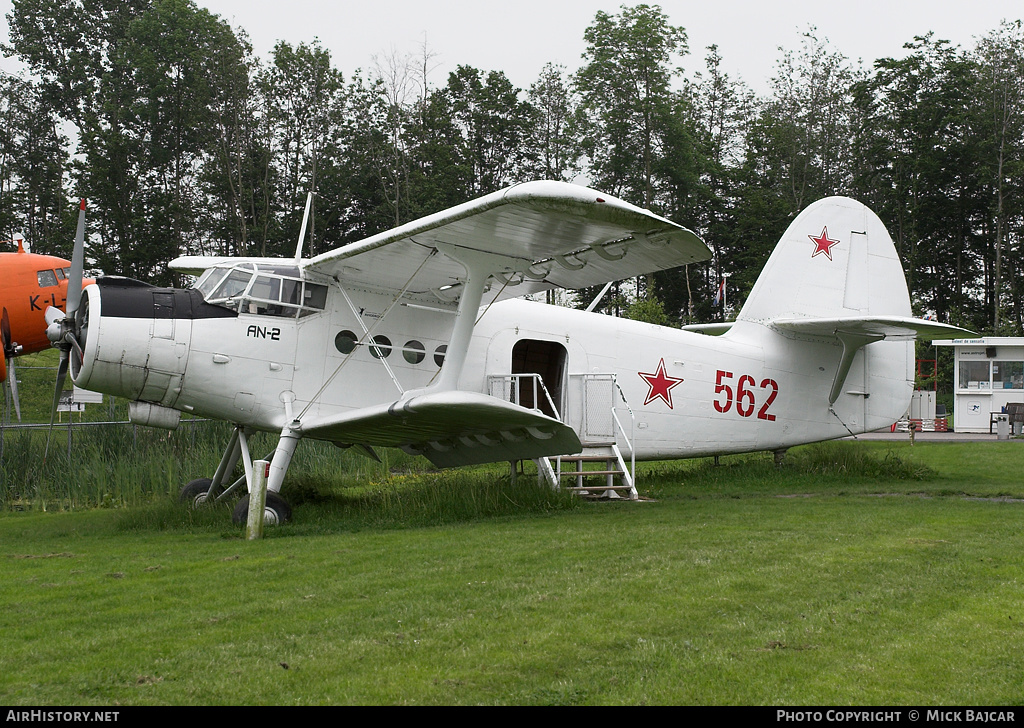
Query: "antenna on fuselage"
295 192 313 262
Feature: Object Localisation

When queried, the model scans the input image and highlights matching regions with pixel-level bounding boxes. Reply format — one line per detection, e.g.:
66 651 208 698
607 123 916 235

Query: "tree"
259 40 346 257
856 35 990 330
574 3 687 208
0 75 70 256
974 21 1024 332
7 0 253 282
445 65 536 196
526 63 583 182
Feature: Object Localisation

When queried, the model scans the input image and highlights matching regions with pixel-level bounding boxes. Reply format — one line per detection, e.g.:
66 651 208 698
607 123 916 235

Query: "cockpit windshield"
192 263 328 319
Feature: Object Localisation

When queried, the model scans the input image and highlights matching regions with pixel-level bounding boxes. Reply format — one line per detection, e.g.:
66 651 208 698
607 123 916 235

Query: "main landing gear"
178 423 302 525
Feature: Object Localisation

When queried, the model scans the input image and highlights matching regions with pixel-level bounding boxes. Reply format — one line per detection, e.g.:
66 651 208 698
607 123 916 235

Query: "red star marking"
808 226 840 261
639 358 684 408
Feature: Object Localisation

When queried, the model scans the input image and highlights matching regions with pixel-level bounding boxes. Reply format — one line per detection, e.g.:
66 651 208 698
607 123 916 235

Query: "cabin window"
403 340 425 364
281 279 301 306
37 270 58 287
335 330 357 354
195 267 229 298
369 335 392 359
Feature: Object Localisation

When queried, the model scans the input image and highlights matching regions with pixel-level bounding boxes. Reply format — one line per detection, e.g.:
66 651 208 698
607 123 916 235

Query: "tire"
232 491 292 526
179 478 213 507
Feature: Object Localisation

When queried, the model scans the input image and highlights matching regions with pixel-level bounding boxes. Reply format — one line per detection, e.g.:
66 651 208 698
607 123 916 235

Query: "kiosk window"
993 361 1024 389
959 361 991 389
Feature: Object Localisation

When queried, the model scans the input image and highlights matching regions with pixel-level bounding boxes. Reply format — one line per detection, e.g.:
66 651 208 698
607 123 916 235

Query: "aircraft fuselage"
75 279 913 460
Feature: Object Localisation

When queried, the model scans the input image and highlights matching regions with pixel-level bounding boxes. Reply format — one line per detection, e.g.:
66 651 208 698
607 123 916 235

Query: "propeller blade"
43 351 70 460
66 199 86 318
2 307 21 421
7 356 20 422
1 307 11 353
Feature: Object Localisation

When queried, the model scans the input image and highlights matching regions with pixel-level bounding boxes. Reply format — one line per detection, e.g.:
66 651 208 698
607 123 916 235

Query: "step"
557 470 623 477
565 484 634 491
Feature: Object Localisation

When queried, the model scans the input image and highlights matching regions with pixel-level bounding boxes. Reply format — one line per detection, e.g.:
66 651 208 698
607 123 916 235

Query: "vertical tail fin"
736 196 911 324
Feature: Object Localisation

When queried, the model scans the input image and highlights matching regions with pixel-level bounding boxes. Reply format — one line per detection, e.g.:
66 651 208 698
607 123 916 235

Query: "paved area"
847 430 1011 443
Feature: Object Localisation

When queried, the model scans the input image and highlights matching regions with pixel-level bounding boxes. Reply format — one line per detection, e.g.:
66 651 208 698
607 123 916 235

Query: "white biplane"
46 181 968 522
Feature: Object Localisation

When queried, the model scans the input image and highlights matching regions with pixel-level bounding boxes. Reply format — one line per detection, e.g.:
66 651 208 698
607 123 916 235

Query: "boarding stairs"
488 372 637 499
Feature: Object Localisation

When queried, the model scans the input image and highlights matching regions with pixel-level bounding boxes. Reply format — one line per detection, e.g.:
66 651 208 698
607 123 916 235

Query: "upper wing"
302 181 710 305
301 390 582 468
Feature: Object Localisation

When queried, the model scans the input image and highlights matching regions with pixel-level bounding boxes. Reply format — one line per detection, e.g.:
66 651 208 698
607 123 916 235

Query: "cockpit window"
195 267 229 298
281 279 301 306
212 269 252 301
304 283 328 310
194 263 328 319
37 270 58 287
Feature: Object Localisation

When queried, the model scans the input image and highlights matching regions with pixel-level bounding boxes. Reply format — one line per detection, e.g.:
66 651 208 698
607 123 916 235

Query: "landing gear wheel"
232 492 292 526
179 478 214 507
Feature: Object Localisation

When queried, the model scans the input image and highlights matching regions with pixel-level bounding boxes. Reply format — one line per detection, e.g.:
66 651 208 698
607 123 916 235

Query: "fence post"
246 459 269 540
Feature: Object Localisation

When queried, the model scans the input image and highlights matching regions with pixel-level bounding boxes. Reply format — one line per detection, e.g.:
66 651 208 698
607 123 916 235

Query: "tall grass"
0 420 421 511
0 427 941 513
1 419 580 531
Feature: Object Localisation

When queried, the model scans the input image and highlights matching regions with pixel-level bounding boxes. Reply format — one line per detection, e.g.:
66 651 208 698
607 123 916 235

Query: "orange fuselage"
1 245 95 361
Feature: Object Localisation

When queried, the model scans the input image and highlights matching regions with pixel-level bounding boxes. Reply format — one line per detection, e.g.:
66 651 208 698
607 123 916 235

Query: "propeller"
2 307 21 421
44 199 87 457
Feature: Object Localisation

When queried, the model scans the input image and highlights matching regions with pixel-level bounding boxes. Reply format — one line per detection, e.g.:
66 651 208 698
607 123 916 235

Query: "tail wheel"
232 492 292 526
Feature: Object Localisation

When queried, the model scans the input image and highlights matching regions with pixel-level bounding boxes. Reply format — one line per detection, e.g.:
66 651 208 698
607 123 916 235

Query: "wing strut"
432 243 516 391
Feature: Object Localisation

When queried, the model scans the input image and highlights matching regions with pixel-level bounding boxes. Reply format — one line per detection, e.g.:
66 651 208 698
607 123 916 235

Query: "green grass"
1 436 1023 705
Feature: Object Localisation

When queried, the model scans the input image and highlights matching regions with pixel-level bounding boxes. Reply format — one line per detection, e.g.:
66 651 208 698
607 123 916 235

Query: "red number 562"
713 370 778 421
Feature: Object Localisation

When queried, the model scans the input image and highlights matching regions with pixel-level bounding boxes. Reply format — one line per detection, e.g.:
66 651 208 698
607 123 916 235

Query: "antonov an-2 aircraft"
46 181 968 523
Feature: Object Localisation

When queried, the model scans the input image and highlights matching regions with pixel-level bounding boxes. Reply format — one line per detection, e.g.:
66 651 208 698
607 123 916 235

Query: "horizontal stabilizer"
302 390 582 468
772 316 975 341
770 316 974 405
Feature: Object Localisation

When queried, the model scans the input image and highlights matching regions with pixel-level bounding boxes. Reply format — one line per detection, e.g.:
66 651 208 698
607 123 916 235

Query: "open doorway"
511 339 567 419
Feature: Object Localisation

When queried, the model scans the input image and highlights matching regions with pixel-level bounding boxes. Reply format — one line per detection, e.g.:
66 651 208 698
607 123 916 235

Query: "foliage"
2 2 1023 331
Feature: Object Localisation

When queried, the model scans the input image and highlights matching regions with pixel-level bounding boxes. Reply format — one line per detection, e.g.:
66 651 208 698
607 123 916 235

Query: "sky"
1 1 1022 95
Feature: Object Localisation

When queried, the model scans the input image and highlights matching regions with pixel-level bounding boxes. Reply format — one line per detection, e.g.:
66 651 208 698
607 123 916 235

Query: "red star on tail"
808 226 840 260
639 358 683 408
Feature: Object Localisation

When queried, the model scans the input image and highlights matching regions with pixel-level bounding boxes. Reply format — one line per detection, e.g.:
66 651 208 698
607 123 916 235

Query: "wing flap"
301 390 582 468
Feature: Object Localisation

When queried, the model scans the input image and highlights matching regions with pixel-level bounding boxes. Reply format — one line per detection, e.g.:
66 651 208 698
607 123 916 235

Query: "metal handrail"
488 373 561 420
611 377 636 491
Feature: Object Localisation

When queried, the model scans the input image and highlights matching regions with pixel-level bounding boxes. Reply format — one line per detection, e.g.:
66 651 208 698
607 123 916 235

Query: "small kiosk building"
933 337 1024 433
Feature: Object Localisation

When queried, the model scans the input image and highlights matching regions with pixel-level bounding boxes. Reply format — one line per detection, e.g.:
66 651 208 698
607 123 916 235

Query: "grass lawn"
1 439 1023 705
